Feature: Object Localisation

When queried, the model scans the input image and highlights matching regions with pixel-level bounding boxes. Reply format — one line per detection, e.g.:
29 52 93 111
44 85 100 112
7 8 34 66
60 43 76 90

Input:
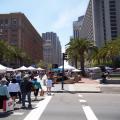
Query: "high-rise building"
0 13 43 63
73 16 84 39
79 0 120 48
42 32 62 66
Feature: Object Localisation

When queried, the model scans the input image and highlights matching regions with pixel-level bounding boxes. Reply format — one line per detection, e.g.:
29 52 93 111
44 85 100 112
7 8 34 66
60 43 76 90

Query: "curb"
51 90 101 93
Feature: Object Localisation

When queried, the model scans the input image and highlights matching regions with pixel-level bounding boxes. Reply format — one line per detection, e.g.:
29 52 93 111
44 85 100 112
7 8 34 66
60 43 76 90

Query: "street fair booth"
0 64 7 73
59 64 75 70
27 66 36 71
15 66 28 71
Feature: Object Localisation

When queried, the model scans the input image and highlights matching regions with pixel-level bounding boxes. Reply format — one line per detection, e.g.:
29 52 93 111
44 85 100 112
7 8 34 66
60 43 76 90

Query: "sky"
0 0 89 52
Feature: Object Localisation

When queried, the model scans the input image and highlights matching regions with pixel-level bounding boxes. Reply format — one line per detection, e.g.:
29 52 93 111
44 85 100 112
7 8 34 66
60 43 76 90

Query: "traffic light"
63 53 67 60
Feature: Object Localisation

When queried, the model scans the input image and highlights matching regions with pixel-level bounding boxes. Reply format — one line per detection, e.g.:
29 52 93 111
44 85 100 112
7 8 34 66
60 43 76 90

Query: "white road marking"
78 94 83 98
82 105 98 120
79 99 87 103
12 112 24 115
23 96 52 120
78 94 98 120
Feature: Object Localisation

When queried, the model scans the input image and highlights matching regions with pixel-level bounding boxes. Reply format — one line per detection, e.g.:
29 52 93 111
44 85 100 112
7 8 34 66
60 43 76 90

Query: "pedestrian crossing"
11 93 53 117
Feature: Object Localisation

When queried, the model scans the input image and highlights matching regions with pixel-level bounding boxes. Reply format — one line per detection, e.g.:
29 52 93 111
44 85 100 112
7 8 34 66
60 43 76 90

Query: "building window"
10 39 17 45
0 19 3 26
11 18 17 25
5 19 8 24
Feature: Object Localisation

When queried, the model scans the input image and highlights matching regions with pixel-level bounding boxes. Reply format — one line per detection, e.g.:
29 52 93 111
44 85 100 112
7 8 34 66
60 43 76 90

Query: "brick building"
0 12 43 64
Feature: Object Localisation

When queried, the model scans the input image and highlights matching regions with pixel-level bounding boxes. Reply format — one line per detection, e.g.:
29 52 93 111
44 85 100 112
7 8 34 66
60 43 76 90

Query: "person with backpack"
32 78 42 100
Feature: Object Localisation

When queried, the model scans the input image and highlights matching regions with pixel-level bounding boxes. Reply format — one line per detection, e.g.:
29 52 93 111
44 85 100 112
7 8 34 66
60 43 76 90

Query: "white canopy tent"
37 67 45 71
6 67 14 72
59 61 75 70
27 66 36 71
0 64 7 73
15 66 28 71
72 69 81 72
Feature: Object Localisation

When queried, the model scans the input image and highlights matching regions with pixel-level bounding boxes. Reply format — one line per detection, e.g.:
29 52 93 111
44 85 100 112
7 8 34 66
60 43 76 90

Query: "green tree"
92 38 120 67
66 38 94 76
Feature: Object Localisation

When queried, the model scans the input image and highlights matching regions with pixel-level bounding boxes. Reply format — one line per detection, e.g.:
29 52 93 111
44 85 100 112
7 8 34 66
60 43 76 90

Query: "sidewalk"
51 78 101 93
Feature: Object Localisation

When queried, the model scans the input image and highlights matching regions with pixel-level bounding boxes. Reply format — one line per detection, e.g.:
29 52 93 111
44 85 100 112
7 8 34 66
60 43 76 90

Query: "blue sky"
0 0 89 52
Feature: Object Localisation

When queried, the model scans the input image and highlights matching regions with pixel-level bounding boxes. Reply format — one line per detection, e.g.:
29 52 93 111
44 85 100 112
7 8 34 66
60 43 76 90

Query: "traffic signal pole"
61 53 65 90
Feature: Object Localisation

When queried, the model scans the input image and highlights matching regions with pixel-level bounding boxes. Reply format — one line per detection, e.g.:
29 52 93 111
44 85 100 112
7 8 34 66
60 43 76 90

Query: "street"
0 92 120 120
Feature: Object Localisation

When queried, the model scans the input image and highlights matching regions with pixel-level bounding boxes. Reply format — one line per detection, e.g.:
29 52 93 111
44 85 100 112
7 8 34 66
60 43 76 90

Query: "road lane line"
78 94 83 98
78 94 98 120
82 105 98 120
23 96 52 120
12 112 24 115
79 99 87 103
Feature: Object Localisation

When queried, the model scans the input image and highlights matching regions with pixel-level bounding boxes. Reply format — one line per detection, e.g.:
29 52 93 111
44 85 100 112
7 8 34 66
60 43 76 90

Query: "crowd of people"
0 70 53 111
0 69 81 112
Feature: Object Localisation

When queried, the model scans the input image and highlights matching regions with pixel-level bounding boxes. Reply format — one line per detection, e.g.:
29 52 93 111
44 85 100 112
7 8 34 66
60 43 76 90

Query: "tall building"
73 16 84 39
79 0 120 48
42 32 62 66
0 13 43 63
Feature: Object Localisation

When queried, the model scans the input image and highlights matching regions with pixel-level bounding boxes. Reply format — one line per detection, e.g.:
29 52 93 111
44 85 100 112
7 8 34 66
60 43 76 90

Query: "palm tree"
66 38 94 76
66 39 78 68
92 37 120 66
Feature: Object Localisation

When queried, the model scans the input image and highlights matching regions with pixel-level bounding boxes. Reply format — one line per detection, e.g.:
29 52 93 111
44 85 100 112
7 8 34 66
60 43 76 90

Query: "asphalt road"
0 93 120 120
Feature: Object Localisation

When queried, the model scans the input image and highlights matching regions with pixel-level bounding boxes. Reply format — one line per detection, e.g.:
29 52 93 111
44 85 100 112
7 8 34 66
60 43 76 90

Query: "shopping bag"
3 98 14 112
40 90 44 96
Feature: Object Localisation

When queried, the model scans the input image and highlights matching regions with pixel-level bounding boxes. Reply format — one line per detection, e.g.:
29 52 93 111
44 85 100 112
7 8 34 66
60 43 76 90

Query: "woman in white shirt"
46 78 53 95
8 78 20 103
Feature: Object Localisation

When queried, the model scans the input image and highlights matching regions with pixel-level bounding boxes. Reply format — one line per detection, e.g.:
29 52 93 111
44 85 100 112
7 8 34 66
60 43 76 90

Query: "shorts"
9 92 18 97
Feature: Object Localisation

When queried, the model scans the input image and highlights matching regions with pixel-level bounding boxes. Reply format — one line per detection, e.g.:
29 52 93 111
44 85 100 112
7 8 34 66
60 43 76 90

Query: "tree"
66 38 94 76
92 37 120 67
0 40 32 67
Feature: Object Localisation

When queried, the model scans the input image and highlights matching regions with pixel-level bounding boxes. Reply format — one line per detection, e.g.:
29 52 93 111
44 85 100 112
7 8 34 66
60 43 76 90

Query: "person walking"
32 78 42 100
0 79 10 111
20 74 33 109
46 77 53 95
7 78 20 105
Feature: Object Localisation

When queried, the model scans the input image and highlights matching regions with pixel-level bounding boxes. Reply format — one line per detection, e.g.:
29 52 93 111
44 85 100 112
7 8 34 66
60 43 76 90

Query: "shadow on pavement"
0 111 13 118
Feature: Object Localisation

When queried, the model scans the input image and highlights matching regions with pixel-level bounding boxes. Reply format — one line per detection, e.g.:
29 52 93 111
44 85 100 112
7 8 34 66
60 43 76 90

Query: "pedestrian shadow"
0 111 13 118
55 90 77 94
32 98 45 102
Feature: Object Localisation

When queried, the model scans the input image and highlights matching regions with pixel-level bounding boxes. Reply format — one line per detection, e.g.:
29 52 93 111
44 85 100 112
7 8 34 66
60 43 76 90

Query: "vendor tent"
59 64 75 70
15 66 28 71
37 67 45 71
0 64 7 73
27 66 36 71
72 69 81 72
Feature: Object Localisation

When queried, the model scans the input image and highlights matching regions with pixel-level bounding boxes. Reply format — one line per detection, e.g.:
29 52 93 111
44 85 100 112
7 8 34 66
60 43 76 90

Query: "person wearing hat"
0 78 10 110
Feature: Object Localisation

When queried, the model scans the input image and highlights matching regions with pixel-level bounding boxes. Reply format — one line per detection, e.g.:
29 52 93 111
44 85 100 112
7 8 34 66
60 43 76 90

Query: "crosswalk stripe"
12 112 24 115
23 96 52 120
